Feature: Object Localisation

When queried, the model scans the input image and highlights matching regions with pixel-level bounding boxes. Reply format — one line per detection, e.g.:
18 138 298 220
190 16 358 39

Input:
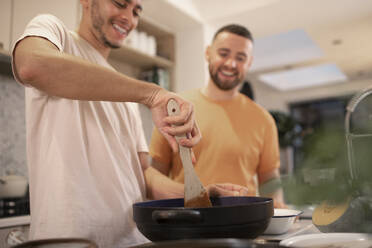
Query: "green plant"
270 111 300 147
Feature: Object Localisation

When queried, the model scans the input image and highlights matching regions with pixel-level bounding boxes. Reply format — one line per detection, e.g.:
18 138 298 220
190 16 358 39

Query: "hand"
273 200 288 209
149 89 201 154
206 183 251 197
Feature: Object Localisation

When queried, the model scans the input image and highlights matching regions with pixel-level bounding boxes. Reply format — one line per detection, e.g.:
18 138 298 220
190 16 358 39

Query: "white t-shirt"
12 14 149 248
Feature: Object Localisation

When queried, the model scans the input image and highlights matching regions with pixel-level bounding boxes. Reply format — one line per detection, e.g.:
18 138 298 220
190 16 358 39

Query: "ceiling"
145 0 372 91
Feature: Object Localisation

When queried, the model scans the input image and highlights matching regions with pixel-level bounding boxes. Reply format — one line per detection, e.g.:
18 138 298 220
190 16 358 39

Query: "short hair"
213 24 254 43
240 81 255 101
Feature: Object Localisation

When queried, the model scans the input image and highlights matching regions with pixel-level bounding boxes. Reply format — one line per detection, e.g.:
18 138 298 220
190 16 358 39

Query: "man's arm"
13 36 200 151
139 152 185 199
258 169 287 208
150 158 171 176
139 152 251 200
13 37 158 105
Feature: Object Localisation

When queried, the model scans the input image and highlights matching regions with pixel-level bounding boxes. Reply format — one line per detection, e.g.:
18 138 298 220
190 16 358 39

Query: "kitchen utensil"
280 233 372 247
132 196 273 241
7 227 95 247
312 86 372 232
263 208 303 235
166 99 212 208
9 237 97 248
130 238 285 248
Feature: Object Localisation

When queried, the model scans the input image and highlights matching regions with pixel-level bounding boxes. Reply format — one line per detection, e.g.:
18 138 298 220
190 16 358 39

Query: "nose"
224 58 237 69
118 7 135 28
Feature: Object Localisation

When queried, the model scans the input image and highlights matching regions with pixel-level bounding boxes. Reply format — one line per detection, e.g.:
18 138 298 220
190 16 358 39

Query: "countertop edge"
0 216 30 228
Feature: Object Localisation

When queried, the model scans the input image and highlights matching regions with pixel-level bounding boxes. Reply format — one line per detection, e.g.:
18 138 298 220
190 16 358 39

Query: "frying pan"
130 238 285 248
10 238 98 248
133 196 273 241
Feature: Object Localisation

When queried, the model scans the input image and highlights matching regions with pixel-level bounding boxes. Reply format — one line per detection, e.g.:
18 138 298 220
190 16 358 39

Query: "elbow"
13 48 45 87
16 62 39 85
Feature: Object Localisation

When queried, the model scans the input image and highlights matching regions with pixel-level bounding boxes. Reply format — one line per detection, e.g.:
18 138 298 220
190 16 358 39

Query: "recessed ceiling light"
250 29 324 72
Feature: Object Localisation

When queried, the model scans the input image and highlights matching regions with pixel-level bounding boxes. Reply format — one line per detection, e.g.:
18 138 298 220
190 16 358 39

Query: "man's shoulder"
238 94 274 123
29 14 67 29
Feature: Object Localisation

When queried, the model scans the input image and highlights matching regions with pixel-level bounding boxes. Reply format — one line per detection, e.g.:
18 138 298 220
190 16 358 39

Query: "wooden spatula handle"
166 99 212 208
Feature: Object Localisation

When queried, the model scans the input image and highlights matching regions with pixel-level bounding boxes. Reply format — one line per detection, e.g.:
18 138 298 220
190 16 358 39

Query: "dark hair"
213 24 254 43
240 81 255 101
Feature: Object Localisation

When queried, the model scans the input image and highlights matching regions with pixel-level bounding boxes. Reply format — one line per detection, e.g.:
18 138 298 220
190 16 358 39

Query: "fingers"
190 148 196 164
163 97 201 149
179 123 201 148
206 183 251 197
273 201 288 209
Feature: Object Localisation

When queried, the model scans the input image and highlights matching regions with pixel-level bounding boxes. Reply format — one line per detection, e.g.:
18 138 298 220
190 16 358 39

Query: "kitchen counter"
0 215 30 228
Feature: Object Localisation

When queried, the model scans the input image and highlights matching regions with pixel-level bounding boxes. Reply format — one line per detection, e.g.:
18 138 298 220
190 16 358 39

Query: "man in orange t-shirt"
150 24 286 208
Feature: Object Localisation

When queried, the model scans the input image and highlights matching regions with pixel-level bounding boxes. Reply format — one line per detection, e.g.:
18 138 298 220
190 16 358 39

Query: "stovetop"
0 196 30 218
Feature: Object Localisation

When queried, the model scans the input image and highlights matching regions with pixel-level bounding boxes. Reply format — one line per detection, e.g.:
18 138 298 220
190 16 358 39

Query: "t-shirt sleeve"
149 127 173 166
11 14 67 86
257 114 281 181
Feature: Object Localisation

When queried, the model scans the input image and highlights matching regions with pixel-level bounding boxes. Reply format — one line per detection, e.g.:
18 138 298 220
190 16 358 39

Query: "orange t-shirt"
150 89 280 195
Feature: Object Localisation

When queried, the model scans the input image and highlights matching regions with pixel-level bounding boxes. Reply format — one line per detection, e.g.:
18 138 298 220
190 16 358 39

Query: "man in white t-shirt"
11 0 250 247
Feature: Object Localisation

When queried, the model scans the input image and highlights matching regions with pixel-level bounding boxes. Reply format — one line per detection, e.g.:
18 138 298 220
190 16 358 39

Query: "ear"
80 0 89 9
205 45 211 61
247 55 254 69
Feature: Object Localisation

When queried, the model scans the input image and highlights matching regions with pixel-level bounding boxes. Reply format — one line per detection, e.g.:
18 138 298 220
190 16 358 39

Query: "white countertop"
0 215 30 229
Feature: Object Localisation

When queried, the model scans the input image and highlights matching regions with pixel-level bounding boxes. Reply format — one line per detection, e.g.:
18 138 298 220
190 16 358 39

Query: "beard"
209 64 243 91
91 0 121 49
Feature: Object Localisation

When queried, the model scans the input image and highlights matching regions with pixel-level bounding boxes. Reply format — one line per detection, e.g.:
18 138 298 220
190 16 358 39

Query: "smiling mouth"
113 23 128 36
220 70 237 77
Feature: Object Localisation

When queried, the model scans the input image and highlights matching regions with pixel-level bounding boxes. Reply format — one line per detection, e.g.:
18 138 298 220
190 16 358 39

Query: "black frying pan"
130 238 285 248
133 196 273 241
11 238 97 248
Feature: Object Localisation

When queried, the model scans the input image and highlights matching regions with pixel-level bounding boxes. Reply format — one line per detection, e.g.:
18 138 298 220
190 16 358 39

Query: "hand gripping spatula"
167 99 212 208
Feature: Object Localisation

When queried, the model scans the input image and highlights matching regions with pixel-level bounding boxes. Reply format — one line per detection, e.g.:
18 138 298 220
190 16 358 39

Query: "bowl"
263 208 302 235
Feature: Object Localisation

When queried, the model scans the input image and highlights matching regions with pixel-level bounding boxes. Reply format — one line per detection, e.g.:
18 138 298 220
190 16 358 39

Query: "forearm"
14 38 162 106
259 171 287 208
144 166 183 200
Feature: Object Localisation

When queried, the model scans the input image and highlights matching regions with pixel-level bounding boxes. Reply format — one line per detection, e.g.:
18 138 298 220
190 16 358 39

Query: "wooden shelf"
109 45 174 69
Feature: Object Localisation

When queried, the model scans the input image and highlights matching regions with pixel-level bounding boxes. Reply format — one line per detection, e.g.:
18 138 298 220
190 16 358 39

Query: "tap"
345 86 372 180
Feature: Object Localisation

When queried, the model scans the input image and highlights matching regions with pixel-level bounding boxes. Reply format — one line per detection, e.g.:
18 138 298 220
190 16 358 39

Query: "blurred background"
1 0 372 234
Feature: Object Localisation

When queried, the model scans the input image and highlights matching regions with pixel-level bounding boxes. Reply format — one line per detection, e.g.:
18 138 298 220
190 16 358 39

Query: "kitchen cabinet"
0 0 12 53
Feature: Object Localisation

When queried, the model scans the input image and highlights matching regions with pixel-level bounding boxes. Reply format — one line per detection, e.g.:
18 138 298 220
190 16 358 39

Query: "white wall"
0 0 12 51
11 0 81 47
173 25 208 92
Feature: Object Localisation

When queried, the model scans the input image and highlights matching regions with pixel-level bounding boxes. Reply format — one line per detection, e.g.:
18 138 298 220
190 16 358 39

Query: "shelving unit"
109 44 173 69
108 17 175 90
108 17 176 144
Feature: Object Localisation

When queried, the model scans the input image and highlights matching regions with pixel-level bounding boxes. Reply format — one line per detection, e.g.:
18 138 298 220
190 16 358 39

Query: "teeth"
221 71 235 76
113 24 127 35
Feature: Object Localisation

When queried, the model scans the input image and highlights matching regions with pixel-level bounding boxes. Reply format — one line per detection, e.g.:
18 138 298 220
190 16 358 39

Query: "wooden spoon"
167 99 212 208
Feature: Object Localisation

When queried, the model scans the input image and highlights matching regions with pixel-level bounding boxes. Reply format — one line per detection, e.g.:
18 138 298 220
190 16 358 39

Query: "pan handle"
152 210 203 224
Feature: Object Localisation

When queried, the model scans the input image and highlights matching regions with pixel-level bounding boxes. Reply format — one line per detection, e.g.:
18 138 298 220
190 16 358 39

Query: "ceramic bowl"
263 208 302 235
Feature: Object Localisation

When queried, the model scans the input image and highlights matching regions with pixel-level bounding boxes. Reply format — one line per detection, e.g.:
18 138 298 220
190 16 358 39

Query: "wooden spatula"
167 99 212 208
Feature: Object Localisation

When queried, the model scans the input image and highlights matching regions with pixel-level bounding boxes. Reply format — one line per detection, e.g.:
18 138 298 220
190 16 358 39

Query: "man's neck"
77 24 111 59
201 79 240 101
